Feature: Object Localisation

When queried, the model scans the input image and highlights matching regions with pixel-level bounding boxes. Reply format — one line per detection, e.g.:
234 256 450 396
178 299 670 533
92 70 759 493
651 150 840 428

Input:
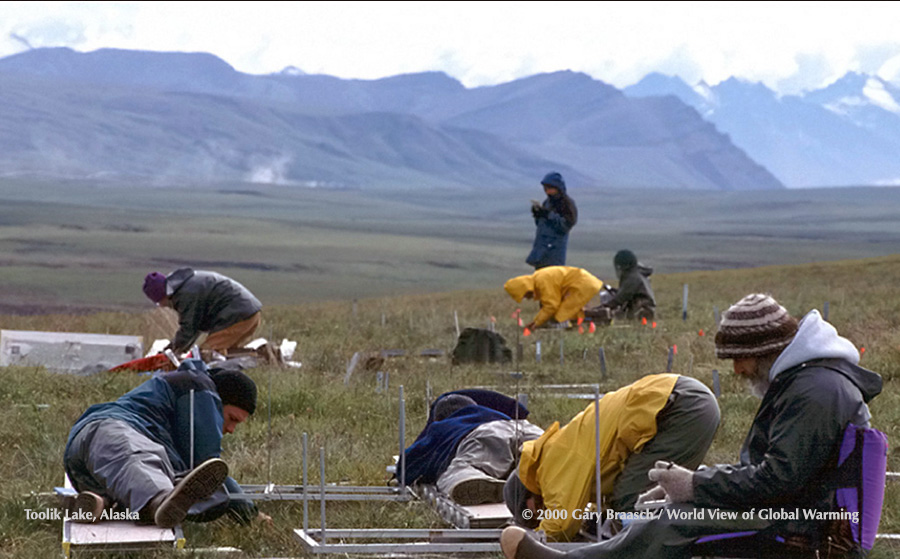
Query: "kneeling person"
503 374 720 541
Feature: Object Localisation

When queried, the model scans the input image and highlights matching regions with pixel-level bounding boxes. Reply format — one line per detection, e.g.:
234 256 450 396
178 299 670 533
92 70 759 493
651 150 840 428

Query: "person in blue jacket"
527 172 578 269
399 390 543 505
64 359 265 528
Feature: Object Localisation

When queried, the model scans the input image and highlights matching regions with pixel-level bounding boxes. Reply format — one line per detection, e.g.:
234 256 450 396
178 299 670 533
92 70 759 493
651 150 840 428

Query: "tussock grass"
0 255 898 557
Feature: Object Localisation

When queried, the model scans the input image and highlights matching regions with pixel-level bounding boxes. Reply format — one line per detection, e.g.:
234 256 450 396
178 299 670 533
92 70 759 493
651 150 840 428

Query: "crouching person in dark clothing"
143 268 263 356
64 359 268 527
585 250 655 323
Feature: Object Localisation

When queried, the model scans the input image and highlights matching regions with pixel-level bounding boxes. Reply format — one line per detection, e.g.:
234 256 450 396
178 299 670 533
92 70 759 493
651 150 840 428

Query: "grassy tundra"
5 178 900 314
0 255 898 558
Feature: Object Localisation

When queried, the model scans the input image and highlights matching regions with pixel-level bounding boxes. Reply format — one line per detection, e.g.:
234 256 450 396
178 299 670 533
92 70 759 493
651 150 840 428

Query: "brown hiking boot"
149 458 228 529
71 491 105 523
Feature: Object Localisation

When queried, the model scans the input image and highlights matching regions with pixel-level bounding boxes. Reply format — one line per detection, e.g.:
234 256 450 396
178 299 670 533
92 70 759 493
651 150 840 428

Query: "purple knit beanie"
142 272 167 303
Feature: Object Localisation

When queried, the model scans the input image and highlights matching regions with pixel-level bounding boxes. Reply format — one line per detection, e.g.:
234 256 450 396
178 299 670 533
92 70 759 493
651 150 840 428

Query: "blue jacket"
527 186 577 269
400 405 513 486
65 359 224 477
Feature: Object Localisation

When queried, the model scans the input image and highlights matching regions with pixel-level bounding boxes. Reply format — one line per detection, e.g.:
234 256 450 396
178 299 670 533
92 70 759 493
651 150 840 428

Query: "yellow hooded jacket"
504 266 603 327
518 373 679 541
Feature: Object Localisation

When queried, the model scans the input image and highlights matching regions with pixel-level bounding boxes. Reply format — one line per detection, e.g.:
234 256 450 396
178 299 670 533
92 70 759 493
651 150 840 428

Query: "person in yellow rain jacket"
504 266 604 330
503 374 720 542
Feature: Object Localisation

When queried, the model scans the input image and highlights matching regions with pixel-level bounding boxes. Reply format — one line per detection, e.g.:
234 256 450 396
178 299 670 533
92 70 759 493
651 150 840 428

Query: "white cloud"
0 1 899 94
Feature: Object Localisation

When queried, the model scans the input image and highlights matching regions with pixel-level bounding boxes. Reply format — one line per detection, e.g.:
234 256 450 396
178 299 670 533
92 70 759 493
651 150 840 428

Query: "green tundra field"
0 179 899 557
3 178 900 314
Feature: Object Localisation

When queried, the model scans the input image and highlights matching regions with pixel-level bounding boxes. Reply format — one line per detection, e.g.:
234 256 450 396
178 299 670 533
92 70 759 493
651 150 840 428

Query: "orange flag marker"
589 322 596 333
523 328 532 337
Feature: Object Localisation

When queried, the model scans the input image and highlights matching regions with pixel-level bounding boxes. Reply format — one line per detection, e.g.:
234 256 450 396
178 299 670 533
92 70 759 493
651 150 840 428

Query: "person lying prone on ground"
64 359 270 527
399 390 543 505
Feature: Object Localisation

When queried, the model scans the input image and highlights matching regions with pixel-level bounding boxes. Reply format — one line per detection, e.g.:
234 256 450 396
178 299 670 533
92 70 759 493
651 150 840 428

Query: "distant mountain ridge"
0 47 786 190
625 72 900 187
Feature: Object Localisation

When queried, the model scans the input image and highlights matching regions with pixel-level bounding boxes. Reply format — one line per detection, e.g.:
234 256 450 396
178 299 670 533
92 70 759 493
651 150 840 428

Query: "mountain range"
624 72 900 187
2 47 894 190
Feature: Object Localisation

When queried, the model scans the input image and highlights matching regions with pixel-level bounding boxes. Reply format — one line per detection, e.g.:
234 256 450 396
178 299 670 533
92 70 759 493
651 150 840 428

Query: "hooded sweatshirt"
526 182 577 269
504 266 603 327
693 310 883 526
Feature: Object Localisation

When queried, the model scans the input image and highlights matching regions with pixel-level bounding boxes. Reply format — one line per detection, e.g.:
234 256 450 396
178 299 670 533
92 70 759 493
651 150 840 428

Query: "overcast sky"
2 1 899 94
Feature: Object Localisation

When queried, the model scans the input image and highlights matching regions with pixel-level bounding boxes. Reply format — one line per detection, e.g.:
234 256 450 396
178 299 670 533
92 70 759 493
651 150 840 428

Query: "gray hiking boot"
150 458 229 529
449 478 506 506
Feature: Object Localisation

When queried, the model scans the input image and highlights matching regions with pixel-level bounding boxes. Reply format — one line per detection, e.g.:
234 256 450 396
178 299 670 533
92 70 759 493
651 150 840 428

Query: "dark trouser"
566 503 774 559
609 376 721 512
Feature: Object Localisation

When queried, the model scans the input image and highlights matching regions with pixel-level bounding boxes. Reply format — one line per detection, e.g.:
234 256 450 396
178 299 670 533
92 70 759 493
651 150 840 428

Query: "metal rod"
682 284 689 321
454 311 460 338
712 370 721 398
302 433 308 534
267 364 273 488
666 346 674 372
189 389 195 470
536 341 541 363
399 385 406 489
598 347 607 379
320 446 326 541
559 335 564 365
594 385 602 522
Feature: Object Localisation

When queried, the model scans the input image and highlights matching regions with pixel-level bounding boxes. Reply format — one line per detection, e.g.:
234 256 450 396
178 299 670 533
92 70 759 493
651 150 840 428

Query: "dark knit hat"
540 171 565 190
614 249 637 269
143 272 167 303
211 370 257 415
715 294 798 359
503 474 536 528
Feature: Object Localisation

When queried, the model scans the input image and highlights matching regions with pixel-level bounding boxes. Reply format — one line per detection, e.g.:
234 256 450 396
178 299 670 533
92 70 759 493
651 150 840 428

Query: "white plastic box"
0 330 143 374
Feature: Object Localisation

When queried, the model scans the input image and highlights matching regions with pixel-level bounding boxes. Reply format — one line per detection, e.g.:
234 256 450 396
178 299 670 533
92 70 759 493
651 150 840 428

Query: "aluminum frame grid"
415 484 511 530
239 484 413 502
293 528 589 555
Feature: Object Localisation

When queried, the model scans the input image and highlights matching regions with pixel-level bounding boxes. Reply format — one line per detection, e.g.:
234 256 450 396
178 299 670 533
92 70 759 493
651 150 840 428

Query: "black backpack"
451 328 513 365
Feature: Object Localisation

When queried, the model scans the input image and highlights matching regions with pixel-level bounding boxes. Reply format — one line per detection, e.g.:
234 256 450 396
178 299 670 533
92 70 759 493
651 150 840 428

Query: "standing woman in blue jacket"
526 172 577 269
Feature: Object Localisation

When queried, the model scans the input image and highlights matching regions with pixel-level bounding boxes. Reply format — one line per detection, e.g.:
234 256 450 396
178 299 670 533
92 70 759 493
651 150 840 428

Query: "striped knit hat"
715 294 798 359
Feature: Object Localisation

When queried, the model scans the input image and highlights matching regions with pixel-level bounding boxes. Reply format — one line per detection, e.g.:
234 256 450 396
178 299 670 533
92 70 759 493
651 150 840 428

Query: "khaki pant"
201 312 261 354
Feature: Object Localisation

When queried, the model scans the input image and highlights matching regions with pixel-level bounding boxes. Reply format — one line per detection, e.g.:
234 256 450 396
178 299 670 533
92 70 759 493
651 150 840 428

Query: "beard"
747 375 770 399
745 359 773 399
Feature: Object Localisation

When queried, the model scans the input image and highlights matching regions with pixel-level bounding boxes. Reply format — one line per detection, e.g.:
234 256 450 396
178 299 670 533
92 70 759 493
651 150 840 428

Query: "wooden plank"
61 475 182 558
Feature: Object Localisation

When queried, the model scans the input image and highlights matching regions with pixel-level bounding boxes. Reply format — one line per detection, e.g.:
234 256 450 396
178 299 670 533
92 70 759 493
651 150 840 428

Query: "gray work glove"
635 484 667 505
648 460 694 503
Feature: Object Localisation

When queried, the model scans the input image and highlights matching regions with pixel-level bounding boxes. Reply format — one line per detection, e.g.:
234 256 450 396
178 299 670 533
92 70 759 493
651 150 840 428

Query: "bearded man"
500 293 882 559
